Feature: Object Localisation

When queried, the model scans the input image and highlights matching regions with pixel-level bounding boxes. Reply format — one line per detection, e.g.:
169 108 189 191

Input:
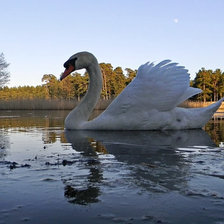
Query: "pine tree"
0 53 10 87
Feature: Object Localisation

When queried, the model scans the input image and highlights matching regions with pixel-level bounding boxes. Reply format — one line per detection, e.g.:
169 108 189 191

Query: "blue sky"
1 0 224 87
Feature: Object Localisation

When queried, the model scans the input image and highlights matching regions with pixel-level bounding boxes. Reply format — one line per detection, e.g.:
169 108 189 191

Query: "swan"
60 51 223 130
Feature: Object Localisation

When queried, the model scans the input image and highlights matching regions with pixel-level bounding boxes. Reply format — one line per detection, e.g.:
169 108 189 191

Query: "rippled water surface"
0 110 224 224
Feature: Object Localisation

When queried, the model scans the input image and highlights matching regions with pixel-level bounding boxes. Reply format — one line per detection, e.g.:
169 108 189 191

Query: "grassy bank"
0 99 224 111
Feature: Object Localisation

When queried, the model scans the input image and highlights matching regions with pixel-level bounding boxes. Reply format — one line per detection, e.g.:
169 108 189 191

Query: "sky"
0 0 224 87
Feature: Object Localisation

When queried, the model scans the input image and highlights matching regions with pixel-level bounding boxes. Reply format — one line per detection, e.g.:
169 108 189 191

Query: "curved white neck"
65 60 102 129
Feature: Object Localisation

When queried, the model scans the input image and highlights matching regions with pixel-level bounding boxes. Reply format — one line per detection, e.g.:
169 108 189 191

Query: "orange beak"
60 64 75 81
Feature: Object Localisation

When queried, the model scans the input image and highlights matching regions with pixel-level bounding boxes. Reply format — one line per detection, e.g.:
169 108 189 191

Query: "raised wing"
101 60 201 116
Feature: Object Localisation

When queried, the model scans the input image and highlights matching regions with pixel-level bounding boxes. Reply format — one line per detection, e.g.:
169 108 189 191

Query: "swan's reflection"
64 129 215 204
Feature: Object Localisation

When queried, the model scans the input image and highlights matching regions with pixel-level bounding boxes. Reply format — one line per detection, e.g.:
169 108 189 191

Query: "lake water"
0 110 224 224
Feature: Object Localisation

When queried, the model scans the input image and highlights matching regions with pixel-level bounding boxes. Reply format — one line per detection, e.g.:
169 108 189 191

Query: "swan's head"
60 51 97 81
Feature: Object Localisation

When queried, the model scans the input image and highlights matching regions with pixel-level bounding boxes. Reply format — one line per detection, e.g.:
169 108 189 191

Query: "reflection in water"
63 156 103 205
64 185 100 205
1 111 224 223
0 110 69 146
205 119 224 144
62 132 106 205
64 129 216 203
0 130 9 158
0 110 69 129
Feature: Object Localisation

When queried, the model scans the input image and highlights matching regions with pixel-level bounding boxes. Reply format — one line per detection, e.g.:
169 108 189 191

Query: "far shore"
0 99 113 110
0 99 224 112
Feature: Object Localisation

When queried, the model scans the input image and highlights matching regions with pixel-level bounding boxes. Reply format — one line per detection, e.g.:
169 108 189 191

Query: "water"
0 110 224 224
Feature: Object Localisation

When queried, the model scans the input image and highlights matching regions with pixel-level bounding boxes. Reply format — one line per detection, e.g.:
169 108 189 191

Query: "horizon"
1 0 224 87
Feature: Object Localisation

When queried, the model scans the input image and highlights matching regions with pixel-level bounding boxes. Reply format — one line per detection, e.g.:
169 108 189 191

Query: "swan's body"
60 52 223 130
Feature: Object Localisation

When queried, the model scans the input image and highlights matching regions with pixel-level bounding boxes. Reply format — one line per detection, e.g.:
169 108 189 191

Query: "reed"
179 101 224 112
0 99 223 112
0 98 113 110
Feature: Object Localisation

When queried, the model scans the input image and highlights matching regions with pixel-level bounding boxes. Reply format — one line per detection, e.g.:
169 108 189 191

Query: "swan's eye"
64 61 70 69
64 57 77 69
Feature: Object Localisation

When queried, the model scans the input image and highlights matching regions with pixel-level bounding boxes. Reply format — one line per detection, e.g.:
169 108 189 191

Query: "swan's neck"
65 60 102 129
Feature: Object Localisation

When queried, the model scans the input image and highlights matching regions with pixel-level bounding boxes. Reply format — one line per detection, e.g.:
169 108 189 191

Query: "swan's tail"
187 98 224 129
205 97 224 114
199 97 224 126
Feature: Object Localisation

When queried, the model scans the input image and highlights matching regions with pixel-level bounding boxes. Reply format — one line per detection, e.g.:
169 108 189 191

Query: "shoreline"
0 98 113 110
0 99 224 112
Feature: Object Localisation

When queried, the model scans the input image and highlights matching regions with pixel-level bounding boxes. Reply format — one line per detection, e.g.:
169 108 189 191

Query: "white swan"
60 51 223 130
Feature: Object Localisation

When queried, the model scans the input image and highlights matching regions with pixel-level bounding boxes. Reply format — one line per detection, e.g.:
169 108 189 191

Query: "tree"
218 71 224 99
193 68 212 102
59 74 76 100
100 63 128 99
192 68 224 102
125 68 137 85
72 72 89 101
113 67 126 95
0 53 10 87
100 63 114 99
210 69 222 101
42 74 59 98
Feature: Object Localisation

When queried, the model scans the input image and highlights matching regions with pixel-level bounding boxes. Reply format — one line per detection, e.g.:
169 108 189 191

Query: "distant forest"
0 63 224 102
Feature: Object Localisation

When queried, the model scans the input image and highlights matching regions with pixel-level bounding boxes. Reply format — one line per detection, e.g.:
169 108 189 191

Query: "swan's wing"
176 87 201 105
101 60 201 116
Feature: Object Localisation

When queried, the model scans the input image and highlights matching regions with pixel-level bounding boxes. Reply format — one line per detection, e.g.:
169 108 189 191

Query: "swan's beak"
60 65 75 81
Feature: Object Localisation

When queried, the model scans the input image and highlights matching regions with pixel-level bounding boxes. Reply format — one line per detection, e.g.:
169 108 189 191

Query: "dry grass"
1 99 223 112
0 98 113 110
179 101 224 112
0 99 74 110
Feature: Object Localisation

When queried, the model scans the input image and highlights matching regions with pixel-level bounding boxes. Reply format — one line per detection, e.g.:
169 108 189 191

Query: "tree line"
192 68 224 102
0 55 224 102
0 63 137 101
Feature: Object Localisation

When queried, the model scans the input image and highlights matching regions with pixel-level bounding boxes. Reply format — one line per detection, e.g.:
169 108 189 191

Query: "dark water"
0 110 224 224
